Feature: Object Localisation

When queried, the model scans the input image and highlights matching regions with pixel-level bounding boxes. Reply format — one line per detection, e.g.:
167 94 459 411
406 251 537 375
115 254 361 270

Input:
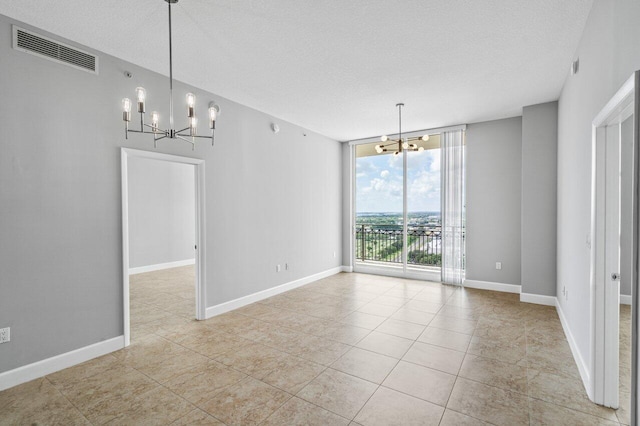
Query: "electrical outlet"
495 262 502 270
0 327 10 344
276 264 281 272
285 263 289 271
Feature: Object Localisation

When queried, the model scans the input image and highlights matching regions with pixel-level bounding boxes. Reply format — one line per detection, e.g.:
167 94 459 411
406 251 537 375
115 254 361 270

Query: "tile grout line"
43 375 96 426
130 321 250 424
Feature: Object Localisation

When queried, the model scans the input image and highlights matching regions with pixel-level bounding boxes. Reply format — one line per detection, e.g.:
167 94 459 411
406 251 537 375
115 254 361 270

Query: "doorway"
591 72 638 424
121 148 206 347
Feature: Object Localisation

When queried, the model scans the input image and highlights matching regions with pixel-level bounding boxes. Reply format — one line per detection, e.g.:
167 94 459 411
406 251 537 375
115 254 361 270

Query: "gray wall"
556 0 640 370
521 102 558 296
0 14 342 373
466 117 523 285
128 157 195 269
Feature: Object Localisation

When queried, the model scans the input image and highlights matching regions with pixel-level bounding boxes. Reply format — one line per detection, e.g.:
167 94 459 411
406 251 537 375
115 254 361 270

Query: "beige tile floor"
0 266 630 425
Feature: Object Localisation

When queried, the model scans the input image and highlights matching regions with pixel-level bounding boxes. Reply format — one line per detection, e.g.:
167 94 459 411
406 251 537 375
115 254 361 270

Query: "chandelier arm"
127 129 164 135
175 134 196 149
153 132 169 149
142 123 161 132
176 133 214 139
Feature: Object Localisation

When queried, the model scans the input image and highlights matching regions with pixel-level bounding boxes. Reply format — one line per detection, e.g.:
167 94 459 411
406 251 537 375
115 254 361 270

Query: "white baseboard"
341 265 353 272
463 279 521 294
520 293 557 306
556 301 592 400
205 266 343 319
621 294 632 305
129 259 195 275
0 336 124 391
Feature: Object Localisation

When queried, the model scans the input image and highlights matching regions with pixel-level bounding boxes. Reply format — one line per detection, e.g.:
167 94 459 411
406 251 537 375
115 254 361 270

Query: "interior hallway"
0 269 626 425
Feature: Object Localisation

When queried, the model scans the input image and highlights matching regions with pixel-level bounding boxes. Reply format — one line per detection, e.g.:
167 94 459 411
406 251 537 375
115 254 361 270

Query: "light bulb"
393 151 399 156
190 116 198 136
418 146 424 152
375 145 383 154
208 106 217 130
151 111 159 130
186 93 196 107
135 87 146 113
122 98 131 113
381 135 388 142
135 87 146 103
410 144 417 149
208 106 217 122
186 93 196 118
122 98 132 122
402 141 409 149
422 135 430 141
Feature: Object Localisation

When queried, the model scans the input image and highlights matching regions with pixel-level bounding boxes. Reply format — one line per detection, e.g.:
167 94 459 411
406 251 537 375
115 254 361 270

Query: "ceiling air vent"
12 26 98 74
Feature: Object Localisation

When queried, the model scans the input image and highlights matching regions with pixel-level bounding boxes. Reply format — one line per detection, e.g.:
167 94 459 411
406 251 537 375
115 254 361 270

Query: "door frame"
591 72 638 417
120 147 207 347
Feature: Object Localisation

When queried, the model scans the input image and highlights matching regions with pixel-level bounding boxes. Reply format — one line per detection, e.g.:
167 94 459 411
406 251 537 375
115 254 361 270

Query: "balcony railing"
355 224 442 267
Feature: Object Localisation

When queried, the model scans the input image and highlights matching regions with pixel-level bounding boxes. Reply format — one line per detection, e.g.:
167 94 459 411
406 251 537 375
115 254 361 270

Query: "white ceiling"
0 0 593 140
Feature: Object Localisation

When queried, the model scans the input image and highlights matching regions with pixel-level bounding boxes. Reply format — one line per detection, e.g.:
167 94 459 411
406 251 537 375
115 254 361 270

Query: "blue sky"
356 149 441 213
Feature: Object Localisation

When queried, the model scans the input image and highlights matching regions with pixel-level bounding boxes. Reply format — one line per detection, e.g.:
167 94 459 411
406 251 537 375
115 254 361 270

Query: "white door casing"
121 148 206 347
591 72 637 413
604 123 621 408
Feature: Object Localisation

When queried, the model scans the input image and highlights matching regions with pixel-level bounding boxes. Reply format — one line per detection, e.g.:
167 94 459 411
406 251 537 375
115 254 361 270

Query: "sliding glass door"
354 141 405 268
354 134 442 280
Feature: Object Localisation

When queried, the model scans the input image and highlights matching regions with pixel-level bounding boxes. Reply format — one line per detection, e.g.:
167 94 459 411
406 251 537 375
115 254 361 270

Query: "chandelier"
121 0 219 150
375 103 429 155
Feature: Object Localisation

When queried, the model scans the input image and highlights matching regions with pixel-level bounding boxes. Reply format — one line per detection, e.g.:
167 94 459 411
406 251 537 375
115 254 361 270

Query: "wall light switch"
495 262 502 270
276 264 281 272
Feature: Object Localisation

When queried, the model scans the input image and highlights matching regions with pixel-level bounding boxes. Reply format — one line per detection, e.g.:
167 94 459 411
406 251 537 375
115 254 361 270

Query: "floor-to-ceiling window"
353 133 442 280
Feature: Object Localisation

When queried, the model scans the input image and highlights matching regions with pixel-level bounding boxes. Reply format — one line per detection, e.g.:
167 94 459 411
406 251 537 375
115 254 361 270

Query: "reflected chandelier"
375 103 429 155
120 0 219 150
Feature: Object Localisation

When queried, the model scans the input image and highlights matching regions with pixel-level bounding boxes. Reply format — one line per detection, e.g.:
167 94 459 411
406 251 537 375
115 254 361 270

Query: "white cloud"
409 169 440 199
380 170 390 178
356 158 378 176
430 154 440 173
387 154 402 169
364 176 403 198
